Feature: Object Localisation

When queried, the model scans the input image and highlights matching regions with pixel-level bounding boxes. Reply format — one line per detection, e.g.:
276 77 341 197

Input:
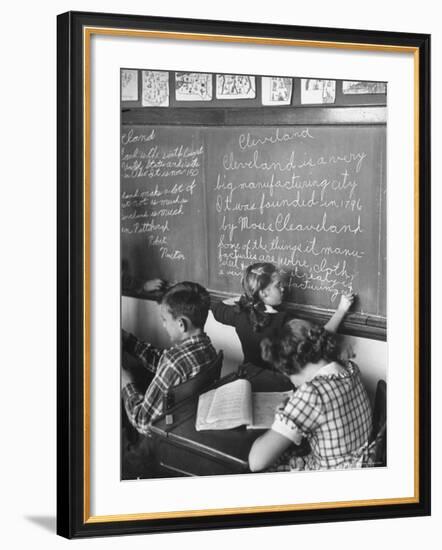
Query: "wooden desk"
150 365 293 476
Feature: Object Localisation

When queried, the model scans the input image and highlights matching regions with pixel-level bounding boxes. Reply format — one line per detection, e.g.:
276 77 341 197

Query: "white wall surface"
0 1 439 548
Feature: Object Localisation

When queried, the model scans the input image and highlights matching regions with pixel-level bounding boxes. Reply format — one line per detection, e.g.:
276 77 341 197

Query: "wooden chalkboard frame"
57 10 430 540
121 104 387 340
121 289 386 341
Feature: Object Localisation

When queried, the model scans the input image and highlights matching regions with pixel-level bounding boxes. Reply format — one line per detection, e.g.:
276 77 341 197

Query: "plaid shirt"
122 332 217 435
271 361 372 469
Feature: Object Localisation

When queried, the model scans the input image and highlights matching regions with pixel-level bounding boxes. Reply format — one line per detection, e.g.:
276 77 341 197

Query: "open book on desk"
196 378 293 431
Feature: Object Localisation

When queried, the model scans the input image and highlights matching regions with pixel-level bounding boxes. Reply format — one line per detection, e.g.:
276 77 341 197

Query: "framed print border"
57 11 431 539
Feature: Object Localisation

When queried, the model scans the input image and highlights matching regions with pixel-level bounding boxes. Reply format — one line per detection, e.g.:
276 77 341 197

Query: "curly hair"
260 319 341 375
237 263 279 332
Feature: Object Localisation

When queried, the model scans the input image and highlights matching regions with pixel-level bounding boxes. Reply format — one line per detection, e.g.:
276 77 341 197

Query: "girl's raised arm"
210 298 239 327
324 292 355 333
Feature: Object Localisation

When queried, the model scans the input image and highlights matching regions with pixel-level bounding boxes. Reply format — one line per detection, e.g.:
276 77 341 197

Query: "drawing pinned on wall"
262 77 293 105
121 69 138 101
343 81 387 94
141 70 169 107
301 79 336 104
216 74 256 99
175 72 213 101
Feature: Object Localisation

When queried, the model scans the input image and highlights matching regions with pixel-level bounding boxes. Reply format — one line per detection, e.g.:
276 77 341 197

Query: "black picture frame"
57 10 431 539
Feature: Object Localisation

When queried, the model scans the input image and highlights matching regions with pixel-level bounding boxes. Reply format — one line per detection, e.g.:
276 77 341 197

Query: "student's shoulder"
158 342 188 366
291 381 324 407
154 347 192 384
277 385 321 423
164 334 214 360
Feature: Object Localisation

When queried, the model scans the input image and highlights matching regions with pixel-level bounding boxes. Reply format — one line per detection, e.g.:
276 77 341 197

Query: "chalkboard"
121 120 386 335
205 126 386 318
121 125 208 286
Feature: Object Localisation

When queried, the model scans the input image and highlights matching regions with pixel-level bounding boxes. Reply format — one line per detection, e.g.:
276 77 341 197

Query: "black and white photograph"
120 68 387 481
0 0 436 545
52 5 431 540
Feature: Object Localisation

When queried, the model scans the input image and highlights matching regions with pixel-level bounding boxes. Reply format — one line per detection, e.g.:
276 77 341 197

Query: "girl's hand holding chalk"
337 291 356 313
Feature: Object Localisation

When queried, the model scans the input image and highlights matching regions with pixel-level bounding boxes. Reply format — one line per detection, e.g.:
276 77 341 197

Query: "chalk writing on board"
221 150 367 173
121 127 204 269
238 128 313 150
121 128 156 145
209 127 375 305
121 124 385 316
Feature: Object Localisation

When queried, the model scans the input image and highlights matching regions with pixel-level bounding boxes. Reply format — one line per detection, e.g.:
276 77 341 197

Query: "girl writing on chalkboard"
211 262 353 369
248 319 372 472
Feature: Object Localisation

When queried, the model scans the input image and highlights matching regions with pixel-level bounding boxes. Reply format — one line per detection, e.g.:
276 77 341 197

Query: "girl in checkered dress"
248 319 372 472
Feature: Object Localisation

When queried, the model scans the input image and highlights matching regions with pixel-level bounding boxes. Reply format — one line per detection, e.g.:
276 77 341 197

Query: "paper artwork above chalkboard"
142 70 169 107
301 79 336 104
120 69 388 109
216 74 256 99
262 77 293 105
175 72 213 101
343 81 387 95
121 69 138 101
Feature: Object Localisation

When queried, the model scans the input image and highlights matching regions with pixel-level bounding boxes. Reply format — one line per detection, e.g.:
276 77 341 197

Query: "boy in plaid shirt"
249 319 372 472
122 282 217 435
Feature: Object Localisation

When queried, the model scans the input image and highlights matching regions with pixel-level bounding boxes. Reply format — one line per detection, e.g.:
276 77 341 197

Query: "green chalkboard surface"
121 120 386 336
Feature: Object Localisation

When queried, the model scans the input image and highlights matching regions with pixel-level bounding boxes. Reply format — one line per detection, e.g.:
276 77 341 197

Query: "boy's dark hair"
261 319 341 375
161 282 210 329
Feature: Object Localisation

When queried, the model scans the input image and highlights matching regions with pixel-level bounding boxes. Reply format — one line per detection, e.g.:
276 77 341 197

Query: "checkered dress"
271 361 372 471
122 332 217 435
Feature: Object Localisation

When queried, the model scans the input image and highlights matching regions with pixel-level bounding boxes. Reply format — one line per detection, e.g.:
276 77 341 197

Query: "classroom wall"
122 296 386 402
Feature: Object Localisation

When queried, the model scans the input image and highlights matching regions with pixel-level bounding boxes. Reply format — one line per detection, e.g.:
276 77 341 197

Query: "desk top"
150 365 293 474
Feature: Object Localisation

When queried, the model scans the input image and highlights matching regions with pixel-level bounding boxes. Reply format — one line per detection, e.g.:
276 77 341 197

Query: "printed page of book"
195 388 218 431
207 378 253 426
249 390 294 429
